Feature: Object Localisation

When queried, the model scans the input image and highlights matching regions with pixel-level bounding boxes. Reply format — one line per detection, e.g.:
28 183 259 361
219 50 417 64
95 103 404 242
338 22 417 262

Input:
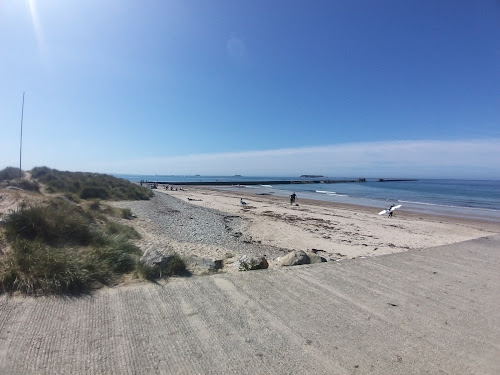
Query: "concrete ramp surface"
1 235 499 374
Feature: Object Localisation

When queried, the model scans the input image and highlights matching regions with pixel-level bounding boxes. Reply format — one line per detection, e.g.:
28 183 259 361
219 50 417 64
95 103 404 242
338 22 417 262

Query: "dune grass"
0 166 188 295
30 166 153 200
0 197 143 295
0 167 39 192
0 167 23 181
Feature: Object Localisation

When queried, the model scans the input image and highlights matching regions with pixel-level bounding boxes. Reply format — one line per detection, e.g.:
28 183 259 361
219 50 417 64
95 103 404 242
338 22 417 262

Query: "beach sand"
119 186 498 270
2 187 499 374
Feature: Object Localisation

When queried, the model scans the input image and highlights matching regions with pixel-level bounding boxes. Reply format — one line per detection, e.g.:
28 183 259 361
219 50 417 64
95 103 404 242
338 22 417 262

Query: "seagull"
240 198 248 206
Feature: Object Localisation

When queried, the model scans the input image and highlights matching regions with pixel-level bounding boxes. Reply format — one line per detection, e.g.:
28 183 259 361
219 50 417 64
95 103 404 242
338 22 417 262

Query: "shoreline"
177 186 500 231
216 185 500 223
115 186 499 273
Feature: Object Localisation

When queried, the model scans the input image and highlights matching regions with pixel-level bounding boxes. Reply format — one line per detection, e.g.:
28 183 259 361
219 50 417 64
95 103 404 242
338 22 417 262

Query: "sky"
0 0 499 179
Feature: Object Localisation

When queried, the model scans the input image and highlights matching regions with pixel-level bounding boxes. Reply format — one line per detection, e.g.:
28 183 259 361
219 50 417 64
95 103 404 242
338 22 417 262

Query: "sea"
116 175 500 223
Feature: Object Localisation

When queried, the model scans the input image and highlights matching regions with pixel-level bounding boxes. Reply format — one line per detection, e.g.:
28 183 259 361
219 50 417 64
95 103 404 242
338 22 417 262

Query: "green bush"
8 179 40 192
0 167 23 181
80 187 109 200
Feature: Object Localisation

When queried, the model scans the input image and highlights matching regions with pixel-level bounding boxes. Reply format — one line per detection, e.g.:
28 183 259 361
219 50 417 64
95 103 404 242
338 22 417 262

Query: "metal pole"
19 91 25 178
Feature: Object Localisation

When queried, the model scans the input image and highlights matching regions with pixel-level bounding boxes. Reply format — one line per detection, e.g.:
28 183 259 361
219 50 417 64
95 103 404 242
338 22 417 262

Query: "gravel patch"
111 191 288 263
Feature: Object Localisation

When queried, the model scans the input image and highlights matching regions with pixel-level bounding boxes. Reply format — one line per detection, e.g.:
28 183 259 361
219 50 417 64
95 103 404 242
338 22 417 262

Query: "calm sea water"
116 175 500 222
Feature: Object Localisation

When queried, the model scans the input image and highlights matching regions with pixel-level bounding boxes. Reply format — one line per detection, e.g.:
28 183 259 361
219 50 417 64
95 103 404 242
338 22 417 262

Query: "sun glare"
27 0 46 55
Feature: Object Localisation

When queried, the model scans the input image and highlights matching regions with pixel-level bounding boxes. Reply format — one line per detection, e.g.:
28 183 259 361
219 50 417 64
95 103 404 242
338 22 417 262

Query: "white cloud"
86 139 500 179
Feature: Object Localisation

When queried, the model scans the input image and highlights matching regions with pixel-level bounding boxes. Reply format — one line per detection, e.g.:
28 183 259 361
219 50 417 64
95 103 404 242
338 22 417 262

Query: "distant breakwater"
378 178 419 182
143 178 373 186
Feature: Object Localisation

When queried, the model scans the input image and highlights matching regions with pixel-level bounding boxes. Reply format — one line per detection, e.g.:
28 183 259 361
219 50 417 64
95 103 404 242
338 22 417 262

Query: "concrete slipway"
0 235 498 374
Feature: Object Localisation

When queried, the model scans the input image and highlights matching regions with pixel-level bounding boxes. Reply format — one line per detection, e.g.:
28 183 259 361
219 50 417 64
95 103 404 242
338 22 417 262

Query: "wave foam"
316 190 348 197
397 200 499 212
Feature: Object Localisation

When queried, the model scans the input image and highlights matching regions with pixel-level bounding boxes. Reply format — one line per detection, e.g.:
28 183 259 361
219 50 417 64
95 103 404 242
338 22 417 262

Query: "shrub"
80 187 109 200
9 179 40 192
0 167 23 181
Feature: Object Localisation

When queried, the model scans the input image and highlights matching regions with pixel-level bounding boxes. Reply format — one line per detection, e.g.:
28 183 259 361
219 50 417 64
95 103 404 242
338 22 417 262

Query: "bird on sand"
240 198 247 206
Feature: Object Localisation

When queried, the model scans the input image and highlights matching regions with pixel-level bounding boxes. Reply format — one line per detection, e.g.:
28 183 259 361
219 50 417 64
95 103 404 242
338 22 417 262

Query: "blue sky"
0 0 498 178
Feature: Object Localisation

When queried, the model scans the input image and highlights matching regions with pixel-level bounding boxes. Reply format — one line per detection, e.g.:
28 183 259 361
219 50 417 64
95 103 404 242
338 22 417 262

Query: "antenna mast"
19 92 25 178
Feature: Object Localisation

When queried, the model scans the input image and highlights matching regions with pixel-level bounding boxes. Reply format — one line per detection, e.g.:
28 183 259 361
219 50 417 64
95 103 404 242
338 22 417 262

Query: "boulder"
185 255 224 275
279 250 311 267
140 248 176 269
307 252 327 264
237 255 269 271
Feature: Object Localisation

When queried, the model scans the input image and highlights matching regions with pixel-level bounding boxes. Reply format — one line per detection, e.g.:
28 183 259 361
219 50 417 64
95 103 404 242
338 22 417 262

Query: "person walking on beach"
290 192 297 204
388 204 395 218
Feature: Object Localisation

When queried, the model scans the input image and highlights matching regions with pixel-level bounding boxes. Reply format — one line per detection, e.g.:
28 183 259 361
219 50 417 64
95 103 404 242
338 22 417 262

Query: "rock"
237 255 269 271
329 252 344 261
311 248 327 254
185 255 224 275
307 252 327 264
279 250 311 267
140 247 176 269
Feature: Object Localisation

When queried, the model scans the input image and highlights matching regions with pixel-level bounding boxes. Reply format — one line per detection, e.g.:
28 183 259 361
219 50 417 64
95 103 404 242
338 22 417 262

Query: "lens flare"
27 0 46 57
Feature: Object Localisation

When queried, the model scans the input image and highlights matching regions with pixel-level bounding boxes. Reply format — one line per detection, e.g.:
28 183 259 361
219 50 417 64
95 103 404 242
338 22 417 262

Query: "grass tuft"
3 199 94 247
120 208 133 219
0 240 91 295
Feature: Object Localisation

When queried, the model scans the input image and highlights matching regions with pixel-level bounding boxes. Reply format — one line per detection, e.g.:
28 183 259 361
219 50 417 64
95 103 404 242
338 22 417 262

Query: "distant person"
290 192 297 204
388 204 395 218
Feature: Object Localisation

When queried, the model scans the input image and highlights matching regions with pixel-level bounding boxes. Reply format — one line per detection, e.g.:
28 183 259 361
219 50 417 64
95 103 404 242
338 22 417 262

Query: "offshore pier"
140 178 418 186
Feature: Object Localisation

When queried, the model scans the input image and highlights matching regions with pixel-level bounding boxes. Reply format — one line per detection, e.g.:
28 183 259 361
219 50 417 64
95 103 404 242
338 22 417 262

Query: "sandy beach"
111 186 499 272
1 186 499 374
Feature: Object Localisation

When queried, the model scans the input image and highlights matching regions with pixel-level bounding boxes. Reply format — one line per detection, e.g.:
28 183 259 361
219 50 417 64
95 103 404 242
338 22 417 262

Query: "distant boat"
234 175 242 177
